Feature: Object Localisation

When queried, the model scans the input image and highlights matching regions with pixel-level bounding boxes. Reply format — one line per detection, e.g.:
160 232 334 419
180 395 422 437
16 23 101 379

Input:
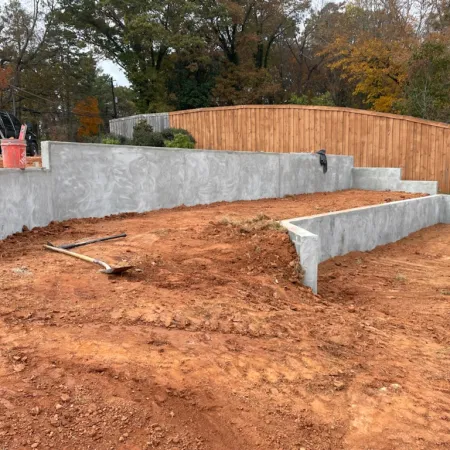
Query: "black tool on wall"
316 149 328 174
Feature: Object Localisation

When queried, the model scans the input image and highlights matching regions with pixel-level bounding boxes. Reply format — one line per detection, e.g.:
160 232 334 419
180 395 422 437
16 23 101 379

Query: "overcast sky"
100 60 129 87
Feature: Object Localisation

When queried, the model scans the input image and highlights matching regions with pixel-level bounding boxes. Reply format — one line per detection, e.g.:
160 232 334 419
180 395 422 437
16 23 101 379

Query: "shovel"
44 245 133 275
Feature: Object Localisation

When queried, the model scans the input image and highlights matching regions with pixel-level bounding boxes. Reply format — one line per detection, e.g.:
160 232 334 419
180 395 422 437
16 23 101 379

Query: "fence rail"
169 105 450 193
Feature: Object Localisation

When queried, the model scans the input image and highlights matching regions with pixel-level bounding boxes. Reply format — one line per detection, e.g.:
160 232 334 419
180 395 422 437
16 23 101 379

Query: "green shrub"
134 120 154 134
118 135 132 145
145 131 165 147
132 120 155 146
78 135 101 144
161 127 196 145
161 128 176 140
100 133 132 145
289 92 335 106
102 135 121 145
164 133 196 149
132 123 195 148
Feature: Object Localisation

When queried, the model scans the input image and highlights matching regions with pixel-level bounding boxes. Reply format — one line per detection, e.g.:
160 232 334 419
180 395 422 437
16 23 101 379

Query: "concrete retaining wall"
280 154 353 196
0 169 53 239
47 143 353 222
0 142 353 239
441 195 450 224
109 113 169 139
282 195 450 293
352 167 438 195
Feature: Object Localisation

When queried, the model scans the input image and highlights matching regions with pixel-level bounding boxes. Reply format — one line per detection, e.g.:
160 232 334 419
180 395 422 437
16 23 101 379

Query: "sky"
100 60 130 87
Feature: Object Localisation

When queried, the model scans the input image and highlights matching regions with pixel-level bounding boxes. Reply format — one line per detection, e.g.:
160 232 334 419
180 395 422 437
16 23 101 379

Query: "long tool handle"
44 244 98 264
58 233 127 250
19 124 27 140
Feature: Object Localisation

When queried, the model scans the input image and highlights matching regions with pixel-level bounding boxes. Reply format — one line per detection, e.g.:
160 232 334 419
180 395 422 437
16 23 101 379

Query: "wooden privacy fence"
170 105 450 192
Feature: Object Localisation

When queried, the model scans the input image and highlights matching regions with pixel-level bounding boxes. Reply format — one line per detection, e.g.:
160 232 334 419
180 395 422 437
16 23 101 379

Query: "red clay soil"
0 157 42 168
1 190 449 450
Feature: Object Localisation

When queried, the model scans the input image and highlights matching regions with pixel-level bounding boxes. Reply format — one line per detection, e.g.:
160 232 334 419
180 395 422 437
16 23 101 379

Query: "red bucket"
1 139 27 169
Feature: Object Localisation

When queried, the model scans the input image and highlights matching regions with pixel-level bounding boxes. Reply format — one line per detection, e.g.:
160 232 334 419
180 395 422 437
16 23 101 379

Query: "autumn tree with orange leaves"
73 97 103 140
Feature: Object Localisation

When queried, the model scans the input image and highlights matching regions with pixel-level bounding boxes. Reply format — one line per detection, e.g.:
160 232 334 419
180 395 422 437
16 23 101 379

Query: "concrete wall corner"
281 220 319 294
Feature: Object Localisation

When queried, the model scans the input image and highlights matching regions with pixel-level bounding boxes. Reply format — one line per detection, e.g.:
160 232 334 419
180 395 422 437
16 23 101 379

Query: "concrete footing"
282 195 450 294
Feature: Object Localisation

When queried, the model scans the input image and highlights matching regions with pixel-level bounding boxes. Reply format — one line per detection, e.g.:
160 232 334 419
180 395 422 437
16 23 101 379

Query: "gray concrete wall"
47 143 186 220
0 142 355 239
282 195 450 293
280 154 353 195
0 169 53 240
183 151 280 206
352 167 438 195
442 195 450 224
109 113 169 139
46 143 353 220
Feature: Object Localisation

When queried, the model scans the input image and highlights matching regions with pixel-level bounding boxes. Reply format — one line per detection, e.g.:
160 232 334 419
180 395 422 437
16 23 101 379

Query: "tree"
200 0 254 66
59 0 203 112
115 86 138 118
73 97 103 139
289 91 335 106
252 0 308 70
280 3 356 106
0 0 57 117
203 0 310 105
212 61 281 105
319 3 413 112
401 39 450 121
166 52 218 110
427 0 450 35
4 0 450 128
326 36 409 112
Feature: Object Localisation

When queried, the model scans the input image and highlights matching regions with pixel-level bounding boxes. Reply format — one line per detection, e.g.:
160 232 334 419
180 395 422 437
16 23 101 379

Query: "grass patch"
441 289 450 296
218 214 286 233
395 273 407 283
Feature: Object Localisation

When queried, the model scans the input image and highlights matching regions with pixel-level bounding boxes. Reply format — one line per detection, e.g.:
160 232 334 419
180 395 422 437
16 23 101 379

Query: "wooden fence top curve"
170 105 450 130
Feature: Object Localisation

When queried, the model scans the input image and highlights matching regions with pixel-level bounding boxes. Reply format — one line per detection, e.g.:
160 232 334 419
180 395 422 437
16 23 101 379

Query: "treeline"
0 0 137 141
1 0 450 142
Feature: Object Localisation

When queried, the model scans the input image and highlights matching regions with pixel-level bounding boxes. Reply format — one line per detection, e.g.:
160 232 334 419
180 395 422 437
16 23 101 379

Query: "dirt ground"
1 190 449 450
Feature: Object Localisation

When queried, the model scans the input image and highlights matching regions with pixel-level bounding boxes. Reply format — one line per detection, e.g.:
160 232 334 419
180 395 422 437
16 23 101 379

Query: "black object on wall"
316 149 328 174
